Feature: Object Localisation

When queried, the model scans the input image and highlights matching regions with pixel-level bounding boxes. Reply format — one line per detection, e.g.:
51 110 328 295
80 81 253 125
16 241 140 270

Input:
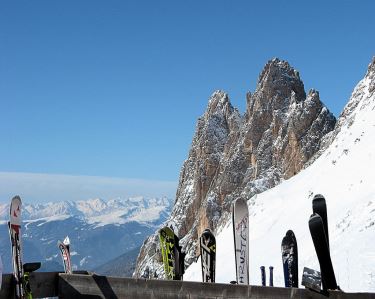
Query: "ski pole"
269 266 274 286
260 266 266 286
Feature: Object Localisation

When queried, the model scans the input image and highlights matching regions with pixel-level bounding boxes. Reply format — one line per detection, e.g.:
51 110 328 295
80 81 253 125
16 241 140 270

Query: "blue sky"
0 1 374 201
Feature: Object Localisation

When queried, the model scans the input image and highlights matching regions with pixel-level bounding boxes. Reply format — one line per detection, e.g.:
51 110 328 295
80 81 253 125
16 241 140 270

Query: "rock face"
335 56 375 133
134 58 336 278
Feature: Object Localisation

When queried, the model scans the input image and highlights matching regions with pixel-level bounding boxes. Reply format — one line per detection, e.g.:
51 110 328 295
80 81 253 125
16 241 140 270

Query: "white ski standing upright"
8 195 24 298
232 197 249 285
58 236 73 274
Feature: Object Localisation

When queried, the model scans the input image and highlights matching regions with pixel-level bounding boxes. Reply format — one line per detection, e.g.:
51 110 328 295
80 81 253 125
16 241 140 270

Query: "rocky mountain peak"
258 58 301 83
197 90 239 139
206 90 230 115
134 58 336 279
244 59 335 179
254 58 305 110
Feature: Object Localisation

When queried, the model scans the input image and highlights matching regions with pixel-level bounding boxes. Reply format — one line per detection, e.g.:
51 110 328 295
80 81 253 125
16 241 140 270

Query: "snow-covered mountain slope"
0 197 172 273
185 58 375 292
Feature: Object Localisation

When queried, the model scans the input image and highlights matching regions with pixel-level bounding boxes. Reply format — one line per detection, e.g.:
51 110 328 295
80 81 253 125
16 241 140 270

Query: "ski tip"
312 194 325 202
309 213 322 221
285 230 295 237
201 228 214 236
233 197 247 205
281 230 296 247
10 195 22 209
63 236 70 245
232 198 248 218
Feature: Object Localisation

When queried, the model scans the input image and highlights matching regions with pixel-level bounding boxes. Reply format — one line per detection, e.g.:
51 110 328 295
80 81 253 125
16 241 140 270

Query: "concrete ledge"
58 274 375 299
0 272 59 298
1 272 375 299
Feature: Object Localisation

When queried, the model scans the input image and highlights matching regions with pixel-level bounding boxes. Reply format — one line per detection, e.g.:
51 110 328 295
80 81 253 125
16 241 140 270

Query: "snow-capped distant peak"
0 197 173 227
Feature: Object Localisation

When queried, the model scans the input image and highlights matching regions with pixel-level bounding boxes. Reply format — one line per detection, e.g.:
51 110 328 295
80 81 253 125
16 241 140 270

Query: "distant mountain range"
0 196 172 274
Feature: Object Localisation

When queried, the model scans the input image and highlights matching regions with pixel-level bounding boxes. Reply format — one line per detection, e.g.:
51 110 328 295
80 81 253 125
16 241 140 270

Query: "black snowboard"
312 194 329 249
173 234 185 280
281 230 298 287
200 228 216 283
309 213 337 290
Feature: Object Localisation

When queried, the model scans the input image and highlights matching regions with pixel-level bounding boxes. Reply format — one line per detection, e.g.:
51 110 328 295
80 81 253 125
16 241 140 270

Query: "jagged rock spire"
134 58 337 278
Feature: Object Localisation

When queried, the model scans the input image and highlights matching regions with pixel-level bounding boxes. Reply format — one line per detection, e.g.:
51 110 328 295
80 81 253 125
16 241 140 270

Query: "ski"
159 226 175 280
159 226 184 280
232 197 249 285
312 194 329 249
281 230 298 287
58 236 73 274
174 234 185 281
8 195 24 299
200 228 216 283
309 213 338 290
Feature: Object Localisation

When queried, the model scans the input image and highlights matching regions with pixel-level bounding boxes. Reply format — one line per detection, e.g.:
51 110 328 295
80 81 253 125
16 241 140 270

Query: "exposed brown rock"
134 58 336 278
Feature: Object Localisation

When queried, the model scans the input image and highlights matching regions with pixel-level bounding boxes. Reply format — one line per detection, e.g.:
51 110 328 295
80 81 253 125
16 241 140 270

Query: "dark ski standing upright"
200 228 216 283
8 195 24 299
159 226 185 280
58 236 73 274
309 213 338 290
232 198 249 285
312 194 329 249
281 230 298 287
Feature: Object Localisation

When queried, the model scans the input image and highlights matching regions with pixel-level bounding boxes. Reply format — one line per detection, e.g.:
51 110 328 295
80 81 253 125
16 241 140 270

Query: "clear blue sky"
0 1 374 185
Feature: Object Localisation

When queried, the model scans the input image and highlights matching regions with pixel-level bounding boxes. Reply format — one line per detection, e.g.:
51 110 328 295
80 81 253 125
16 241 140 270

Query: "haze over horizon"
0 172 177 203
